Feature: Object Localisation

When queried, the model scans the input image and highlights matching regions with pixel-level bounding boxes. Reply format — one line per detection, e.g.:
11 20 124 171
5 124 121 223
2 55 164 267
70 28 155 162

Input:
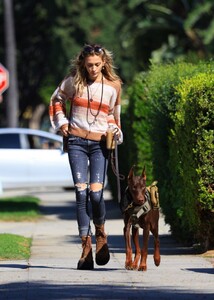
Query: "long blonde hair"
69 44 121 95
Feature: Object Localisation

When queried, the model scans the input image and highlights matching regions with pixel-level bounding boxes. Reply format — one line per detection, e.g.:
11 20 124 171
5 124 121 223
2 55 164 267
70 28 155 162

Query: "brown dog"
122 166 161 271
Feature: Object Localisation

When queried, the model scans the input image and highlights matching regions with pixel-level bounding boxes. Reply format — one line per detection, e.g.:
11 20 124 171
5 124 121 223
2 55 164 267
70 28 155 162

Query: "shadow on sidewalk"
108 234 196 256
39 196 122 221
0 281 213 300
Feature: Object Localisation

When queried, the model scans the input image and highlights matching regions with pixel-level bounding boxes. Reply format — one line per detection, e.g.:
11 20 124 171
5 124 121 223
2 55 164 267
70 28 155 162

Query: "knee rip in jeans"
90 182 103 192
75 183 87 191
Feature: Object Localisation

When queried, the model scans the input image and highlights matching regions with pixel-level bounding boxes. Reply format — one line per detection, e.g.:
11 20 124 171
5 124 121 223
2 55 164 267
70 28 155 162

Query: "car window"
0 133 21 148
27 134 62 150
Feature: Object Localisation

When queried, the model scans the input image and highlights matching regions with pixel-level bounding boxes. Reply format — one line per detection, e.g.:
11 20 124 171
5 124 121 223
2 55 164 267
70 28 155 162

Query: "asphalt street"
0 187 213 300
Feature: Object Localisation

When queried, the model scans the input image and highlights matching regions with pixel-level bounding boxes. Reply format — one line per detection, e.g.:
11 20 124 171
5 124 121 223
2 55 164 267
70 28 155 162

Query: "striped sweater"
49 75 123 143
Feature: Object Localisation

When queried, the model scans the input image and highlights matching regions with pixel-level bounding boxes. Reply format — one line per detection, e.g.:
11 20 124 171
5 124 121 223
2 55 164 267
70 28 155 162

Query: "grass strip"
0 195 41 221
0 233 32 260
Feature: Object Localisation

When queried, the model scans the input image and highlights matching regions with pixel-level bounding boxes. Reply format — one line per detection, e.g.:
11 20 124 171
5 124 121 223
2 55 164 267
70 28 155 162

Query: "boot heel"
95 224 110 266
77 236 94 270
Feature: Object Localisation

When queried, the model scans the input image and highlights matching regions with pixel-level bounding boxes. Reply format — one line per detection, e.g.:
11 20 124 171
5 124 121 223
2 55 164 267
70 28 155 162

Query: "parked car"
0 128 74 189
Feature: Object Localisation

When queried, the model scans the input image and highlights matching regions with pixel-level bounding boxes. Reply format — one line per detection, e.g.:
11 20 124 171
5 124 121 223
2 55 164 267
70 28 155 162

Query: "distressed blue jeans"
67 135 109 237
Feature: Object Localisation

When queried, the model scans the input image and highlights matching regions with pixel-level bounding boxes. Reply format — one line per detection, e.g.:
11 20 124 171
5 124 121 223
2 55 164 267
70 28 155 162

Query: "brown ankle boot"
95 224 110 265
77 236 94 270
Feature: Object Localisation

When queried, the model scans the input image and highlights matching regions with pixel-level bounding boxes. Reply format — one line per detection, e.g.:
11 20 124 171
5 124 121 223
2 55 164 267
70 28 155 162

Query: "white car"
0 128 74 189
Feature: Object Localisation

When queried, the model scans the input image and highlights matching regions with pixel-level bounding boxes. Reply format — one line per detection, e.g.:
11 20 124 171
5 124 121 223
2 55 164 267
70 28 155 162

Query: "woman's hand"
113 128 120 140
60 124 69 136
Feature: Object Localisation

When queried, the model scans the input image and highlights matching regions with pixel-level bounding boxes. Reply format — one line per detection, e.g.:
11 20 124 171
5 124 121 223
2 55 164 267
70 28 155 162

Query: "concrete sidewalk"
0 187 213 300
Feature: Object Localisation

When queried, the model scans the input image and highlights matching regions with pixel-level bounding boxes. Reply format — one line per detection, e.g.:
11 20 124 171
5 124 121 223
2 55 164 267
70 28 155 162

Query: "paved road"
0 187 213 300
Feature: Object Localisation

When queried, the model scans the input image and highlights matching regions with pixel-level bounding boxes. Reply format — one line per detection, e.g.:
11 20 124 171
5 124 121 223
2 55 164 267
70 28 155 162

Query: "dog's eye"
132 185 137 191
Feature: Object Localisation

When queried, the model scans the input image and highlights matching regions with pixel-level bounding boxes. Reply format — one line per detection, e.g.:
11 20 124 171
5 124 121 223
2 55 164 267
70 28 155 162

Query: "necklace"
86 75 103 126
87 80 101 102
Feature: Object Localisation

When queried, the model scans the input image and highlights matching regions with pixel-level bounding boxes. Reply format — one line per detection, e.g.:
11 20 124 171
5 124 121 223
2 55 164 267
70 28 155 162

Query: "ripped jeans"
67 135 109 237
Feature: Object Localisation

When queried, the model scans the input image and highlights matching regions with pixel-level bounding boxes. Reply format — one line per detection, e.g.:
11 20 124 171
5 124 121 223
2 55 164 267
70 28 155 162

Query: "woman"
49 44 123 270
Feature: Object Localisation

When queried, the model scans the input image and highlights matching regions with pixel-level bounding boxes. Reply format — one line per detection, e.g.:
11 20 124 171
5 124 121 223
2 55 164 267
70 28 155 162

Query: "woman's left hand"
113 128 120 140
60 124 69 136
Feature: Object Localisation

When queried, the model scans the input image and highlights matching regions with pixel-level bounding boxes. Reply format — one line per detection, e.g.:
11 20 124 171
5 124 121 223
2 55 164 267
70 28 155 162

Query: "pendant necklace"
86 75 103 126
87 79 101 102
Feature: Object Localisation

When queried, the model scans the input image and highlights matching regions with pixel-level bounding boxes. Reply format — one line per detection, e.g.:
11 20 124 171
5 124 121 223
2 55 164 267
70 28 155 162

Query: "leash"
110 134 125 203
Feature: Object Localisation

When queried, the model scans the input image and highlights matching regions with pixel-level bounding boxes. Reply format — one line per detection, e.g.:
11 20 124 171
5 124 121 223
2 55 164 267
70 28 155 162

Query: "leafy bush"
119 60 214 249
171 73 214 248
108 72 154 203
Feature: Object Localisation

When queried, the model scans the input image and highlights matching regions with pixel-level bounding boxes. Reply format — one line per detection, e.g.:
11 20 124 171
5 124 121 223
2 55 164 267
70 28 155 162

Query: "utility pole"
4 0 19 127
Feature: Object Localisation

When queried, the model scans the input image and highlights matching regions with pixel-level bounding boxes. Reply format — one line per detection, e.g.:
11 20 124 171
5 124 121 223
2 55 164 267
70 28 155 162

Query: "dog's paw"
138 265 147 271
154 255 161 266
132 263 138 270
125 262 134 270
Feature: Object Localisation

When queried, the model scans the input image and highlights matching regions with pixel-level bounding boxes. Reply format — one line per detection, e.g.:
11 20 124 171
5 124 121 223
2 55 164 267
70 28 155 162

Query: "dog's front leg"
153 234 161 267
124 216 133 270
132 226 140 270
138 226 150 271
151 211 161 267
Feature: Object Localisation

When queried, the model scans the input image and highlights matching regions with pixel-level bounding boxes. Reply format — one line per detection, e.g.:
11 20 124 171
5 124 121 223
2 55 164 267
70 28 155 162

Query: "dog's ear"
128 165 135 181
141 166 146 180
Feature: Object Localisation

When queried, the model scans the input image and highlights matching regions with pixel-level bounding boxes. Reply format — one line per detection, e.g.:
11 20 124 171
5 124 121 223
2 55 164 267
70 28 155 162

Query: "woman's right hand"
60 124 69 136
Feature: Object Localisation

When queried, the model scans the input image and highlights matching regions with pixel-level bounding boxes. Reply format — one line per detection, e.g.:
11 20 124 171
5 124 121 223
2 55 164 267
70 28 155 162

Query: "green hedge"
125 72 154 181
115 60 214 250
107 72 153 202
170 73 214 248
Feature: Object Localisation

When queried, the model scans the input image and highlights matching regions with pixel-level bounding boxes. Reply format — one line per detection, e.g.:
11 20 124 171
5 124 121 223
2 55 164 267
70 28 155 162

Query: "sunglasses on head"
82 45 103 56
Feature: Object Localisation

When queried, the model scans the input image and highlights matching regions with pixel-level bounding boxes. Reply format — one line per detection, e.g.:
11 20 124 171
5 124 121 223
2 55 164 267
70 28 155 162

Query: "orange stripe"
49 106 54 116
74 97 89 108
49 104 65 115
75 97 109 114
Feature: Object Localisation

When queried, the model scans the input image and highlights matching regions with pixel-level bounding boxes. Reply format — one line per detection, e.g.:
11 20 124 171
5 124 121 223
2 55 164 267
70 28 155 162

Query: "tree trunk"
4 0 19 127
29 104 46 129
